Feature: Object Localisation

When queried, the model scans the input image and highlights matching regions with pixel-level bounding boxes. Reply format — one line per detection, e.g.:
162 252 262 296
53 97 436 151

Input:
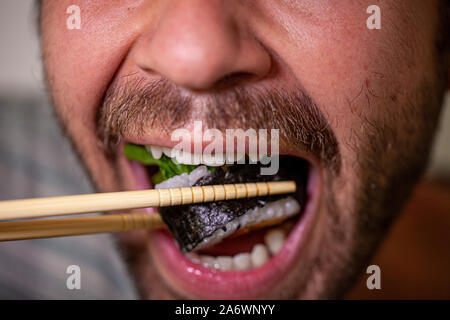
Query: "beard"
46 63 445 298
313 75 446 298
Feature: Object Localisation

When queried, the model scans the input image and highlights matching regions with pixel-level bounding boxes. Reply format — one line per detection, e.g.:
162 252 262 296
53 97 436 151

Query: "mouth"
121 142 322 299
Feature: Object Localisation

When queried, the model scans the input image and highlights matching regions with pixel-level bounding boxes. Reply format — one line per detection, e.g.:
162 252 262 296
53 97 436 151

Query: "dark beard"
310 74 446 299
62 63 444 299
97 77 341 174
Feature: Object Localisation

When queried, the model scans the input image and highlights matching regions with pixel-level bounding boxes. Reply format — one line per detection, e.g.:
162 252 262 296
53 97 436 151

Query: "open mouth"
122 142 321 298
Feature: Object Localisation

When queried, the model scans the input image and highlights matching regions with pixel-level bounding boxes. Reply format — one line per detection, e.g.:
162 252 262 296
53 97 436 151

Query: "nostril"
211 72 264 90
223 72 258 82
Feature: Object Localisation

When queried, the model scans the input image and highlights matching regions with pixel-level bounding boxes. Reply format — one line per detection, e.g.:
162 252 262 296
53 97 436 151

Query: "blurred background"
0 0 136 299
0 1 448 299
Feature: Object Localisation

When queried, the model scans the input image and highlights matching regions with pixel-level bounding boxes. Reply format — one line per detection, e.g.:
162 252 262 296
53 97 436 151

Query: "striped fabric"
0 95 137 299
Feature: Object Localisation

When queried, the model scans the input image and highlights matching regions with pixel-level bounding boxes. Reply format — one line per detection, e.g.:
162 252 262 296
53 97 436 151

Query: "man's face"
41 0 447 299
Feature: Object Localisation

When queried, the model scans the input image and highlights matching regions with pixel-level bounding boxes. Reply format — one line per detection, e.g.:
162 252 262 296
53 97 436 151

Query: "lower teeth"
185 228 286 271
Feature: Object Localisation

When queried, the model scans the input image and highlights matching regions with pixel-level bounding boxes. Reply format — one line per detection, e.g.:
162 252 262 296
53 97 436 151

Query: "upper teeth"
146 145 267 166
145 146 163 159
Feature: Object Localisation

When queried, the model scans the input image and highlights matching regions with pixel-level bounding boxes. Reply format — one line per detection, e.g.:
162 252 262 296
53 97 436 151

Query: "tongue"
196 228 267 256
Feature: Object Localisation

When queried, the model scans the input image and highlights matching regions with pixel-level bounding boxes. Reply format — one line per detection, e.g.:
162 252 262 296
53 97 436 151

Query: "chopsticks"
0 181 295 221
0 213 165 241
0 181 296 242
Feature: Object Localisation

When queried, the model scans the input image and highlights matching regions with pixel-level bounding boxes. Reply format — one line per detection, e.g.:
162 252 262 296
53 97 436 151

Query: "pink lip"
121 142 322 299
149 195 316 299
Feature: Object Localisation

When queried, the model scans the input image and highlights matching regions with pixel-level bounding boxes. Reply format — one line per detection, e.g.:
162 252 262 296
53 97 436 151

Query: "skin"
40 0 449 299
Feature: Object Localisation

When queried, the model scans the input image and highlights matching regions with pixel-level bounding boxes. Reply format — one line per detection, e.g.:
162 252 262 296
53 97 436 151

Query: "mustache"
97 77 340 173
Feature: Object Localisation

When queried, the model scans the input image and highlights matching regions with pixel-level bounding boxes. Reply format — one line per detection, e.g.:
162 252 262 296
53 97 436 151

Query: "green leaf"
124 144 162 166
151 171 164 185
124 144 202 182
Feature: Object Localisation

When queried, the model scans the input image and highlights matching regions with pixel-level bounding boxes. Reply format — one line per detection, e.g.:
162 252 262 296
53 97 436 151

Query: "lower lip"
129 159 321 299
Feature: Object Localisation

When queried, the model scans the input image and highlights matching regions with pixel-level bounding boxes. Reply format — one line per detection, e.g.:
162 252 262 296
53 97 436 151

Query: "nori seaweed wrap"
160 159 307 252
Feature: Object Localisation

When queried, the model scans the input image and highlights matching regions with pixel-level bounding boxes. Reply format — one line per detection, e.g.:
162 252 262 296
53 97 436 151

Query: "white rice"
191 196 300 251
155 165 210 189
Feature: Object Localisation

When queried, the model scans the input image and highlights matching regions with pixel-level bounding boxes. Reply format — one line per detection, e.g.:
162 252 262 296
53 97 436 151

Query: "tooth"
264 229 285 255
225 153 236 164
233 253 251 271
200 255 215 268
259 154 271 165
202 154 225 166
149 146 163 159
258 152 268 162
285 198 301 215
170 149 201 165
274 205 284 218
265 206 275 219
250 244 269 268
212 260 222 270
193 153 202 165
248 153 258 163
201 154 213 166
162 147 174 158
174 150 194 165
235 153 246 164
224 152 247 164
254 207 266 224
216 256 233 271
186 252 201 264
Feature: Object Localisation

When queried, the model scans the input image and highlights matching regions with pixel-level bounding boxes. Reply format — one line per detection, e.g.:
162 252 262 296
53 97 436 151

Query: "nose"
133 0 271 90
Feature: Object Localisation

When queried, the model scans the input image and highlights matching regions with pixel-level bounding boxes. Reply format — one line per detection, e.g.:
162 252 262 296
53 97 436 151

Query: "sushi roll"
124 144 307 252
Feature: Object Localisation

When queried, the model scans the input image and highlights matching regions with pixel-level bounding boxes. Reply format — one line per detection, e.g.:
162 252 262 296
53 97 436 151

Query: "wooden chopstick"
0 181 296 221
0 181 296 242
0 213 165 242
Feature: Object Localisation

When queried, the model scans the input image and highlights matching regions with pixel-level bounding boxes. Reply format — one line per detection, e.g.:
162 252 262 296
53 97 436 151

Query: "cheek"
41 0 147 190
42 0 145 131
271 3 434 166
256 2 438 215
